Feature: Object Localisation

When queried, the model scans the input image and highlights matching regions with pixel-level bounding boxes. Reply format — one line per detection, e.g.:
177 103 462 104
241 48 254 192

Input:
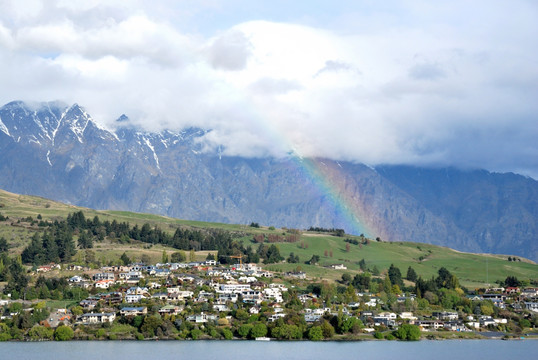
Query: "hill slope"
0 100 537 260
0 188 536 288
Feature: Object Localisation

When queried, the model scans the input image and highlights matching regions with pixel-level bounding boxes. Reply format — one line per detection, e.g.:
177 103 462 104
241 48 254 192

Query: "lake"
1 340 536 360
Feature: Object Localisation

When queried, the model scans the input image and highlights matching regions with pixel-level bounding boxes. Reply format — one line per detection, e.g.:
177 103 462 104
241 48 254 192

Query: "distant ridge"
0 101 536 260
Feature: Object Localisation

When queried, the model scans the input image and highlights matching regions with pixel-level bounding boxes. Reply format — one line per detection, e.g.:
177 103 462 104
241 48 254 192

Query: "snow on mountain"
0 100 536 261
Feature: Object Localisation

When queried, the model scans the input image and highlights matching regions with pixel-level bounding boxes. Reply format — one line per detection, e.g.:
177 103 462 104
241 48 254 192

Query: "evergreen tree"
388 264 404 287
406 266 417 282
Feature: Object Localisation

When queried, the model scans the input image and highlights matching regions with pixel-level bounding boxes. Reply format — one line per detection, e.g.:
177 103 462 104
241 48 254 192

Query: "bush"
393 324 421 341
54 325 74 341
308 326 323 341
190 328 203 340
373 332 384 339
221 328 233 340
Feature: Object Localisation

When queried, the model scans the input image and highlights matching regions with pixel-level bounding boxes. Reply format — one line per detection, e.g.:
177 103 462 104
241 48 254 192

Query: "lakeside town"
0 256 536 341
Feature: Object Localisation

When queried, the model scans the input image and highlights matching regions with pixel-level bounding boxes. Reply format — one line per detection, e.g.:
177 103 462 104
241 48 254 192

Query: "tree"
29 325 54 340
320 321 335 339
206 252 215 261
307 255 320 265
0 237 8 253
388 264 404 288
237 324 253 338
171 251 186 263
54 325 74 341
120 252 131 266
250 323 268 338
345 243 351 252
504 276 520 287
406 266 417 282
308 326 323 341
161 250 168 264
189 249 196 262
393 324 420 341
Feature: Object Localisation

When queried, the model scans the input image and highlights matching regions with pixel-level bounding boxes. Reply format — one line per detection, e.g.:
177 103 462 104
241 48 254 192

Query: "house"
479 316 497 327
505 287 520 295
305 314 322 322
152 292 169 301
69 275 84 283
159 305 183 315
285 271 306 279
524 302 538 312
433 311 458 321
79 299 98 310
218 283 251 294
78 312 116 324
120 307 147 316
242 290 263 304
167 290 193 300
204 260 217 266
521 288 538 298
298 294 318 303
373 312 397 327
186 313 217 323
400 312 417 321
213 304 229 312
415 319 444 331
93 273 115 281
218 293 239 304
329 264 347 270
268 313 286 322
94 280 115 289
126 286 149 295
37 264 61 273
125 294 147 303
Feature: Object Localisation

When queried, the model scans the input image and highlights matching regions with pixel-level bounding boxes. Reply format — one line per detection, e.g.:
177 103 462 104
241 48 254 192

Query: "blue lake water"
1 340 536 360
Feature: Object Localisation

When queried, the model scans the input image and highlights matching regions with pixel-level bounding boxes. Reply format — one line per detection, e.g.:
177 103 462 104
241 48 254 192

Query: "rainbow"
239 102 378 238
288 155 375 237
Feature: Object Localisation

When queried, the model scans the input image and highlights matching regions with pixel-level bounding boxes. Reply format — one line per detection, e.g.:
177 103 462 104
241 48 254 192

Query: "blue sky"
0 0 537 178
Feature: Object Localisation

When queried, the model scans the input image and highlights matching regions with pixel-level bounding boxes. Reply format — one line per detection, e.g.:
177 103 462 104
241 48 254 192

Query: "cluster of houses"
20 261 538 333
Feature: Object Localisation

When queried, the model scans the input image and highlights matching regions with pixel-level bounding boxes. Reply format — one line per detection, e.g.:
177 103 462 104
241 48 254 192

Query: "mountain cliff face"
1 101 536 260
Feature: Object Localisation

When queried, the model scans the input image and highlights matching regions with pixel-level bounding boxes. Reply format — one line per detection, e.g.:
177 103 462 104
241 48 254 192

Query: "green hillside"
1 188 536 288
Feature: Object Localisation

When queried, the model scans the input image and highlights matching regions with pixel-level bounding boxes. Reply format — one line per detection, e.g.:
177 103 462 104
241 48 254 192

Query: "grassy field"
1 188 537 288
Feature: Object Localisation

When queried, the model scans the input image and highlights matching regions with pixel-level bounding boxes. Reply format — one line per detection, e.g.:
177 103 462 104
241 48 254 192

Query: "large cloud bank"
0 0 537 177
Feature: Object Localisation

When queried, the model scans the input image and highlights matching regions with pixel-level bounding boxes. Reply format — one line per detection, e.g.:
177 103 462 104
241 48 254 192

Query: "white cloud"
0 0 537 178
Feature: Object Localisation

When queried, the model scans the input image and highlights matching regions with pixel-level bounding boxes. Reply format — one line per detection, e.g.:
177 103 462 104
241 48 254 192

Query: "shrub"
54 325 74 341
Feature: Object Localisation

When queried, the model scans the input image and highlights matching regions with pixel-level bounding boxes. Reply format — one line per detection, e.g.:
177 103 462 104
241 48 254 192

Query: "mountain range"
0 100 536 260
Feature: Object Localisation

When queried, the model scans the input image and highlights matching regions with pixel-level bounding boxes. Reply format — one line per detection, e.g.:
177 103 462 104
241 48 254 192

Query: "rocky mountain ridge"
0 101 536 260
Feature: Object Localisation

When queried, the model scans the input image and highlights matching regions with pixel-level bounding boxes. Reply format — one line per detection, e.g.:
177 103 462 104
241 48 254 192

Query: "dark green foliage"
504 276 520 287
171 251 186 262
287 252 300 263
22 222 76 265
249 222 260 228
308 227 345 237
393 324 421 341
120 252 131 266
388 264 404 288
256 244 283 264
77 231 93 249
406 266 417 282
3 260 29 295
54 325 74 341
308 326 323 341
0 237 8 253
352 273 370 291
307 254 320 265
